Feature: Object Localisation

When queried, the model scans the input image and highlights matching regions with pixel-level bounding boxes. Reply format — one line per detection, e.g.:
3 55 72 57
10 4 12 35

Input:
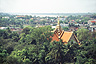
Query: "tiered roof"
51 18 79 43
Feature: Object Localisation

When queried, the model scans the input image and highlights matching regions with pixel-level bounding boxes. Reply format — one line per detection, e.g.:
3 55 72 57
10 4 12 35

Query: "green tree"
0 46 8 63
75 39 96 64
0 29 8 39
63 27 69 31
76 28 90 41
29 19 33 23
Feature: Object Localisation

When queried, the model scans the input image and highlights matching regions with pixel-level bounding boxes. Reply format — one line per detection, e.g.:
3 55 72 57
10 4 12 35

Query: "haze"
0 0 96 13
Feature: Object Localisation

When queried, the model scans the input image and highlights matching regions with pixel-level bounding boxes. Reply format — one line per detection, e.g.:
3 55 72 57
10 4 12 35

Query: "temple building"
51 18 80 44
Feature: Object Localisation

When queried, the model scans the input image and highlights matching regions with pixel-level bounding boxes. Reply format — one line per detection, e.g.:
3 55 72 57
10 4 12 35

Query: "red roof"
72 20 74 21
51 31 79 44
91 21 96 23
61 32 73 42
51 34 59 42
51 31 73 43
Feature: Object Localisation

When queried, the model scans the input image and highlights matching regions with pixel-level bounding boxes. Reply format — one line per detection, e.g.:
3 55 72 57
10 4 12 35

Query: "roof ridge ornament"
58 17 60 25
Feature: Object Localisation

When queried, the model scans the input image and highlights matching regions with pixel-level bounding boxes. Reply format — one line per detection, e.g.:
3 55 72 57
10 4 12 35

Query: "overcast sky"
0 0 96 13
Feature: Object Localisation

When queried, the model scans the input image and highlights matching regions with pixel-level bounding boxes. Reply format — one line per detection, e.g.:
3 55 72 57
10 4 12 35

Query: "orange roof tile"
61 32 73 42
91 21 96 23
51 34 59 42
51 31 73 43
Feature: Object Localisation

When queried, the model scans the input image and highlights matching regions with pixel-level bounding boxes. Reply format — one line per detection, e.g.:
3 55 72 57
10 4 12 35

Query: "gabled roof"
51 31 79 43
51 34 59 42
51 18 79 43
61 32 73 42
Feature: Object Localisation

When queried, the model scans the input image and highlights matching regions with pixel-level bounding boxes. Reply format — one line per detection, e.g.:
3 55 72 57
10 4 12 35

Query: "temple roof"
51 30 73 42
51 34 59 42
61 31 73 42
51 18 79 43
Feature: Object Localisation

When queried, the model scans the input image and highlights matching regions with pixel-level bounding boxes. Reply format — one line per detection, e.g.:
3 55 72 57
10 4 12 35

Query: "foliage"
0 46 8 63
62 27 69 31
76 28 90 41
0 25 96 64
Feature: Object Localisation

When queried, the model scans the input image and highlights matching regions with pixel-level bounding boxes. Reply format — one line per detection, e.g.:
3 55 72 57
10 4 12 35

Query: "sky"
0 0 96 13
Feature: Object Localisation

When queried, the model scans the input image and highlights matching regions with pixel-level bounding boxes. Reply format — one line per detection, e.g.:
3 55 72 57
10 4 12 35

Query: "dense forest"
0 26 96 64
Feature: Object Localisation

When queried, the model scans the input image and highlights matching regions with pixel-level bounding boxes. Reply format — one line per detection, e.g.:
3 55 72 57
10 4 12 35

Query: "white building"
88 26 96 32
0 27 7 29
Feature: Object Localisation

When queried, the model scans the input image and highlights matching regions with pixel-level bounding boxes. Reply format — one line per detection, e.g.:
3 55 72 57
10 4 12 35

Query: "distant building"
45 23 49 25
16 15 25 18
69 27 78 31
88 25 96 32
52 26 56 29
2 17 9 19
0 27 22 32
51 19 54 22
59 18 65 21
75 24 83 26
88 20 96 25
60 24 69 27
0 27 7 29
36 25 45 28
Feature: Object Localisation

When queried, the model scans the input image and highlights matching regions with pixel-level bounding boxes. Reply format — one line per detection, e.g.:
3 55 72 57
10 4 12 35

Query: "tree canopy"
0 26 96 64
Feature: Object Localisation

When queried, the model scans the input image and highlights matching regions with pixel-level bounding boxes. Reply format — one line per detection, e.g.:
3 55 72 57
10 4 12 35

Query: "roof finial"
58 17 60 25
